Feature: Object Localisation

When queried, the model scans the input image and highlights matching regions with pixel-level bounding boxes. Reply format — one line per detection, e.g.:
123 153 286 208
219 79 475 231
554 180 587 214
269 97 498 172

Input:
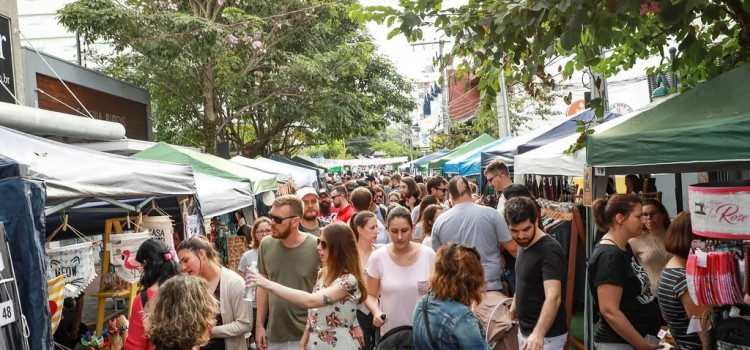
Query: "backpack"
473 291 518 350
377 326 414 350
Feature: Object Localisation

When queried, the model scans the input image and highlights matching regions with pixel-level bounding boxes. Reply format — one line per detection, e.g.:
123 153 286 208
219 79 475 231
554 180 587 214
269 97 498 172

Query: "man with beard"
255 195 320 350
331 185 354 223
296 187 328 237
505 197 567 350
411 176 450 223
317 187 336 222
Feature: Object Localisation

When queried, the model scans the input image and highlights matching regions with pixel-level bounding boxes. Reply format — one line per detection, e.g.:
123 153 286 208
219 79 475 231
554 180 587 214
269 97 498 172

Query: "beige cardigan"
212 267 253 350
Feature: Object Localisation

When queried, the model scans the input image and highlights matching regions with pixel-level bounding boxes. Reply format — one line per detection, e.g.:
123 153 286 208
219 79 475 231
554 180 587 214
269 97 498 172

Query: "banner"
140 216 175 253
110 233 150 284
689 182 750 239
45 242 97 298
47 276 64 333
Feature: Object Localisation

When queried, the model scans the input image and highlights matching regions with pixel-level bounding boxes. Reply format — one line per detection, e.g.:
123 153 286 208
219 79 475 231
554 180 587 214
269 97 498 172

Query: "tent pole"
44 198 84 216
674 174 683 213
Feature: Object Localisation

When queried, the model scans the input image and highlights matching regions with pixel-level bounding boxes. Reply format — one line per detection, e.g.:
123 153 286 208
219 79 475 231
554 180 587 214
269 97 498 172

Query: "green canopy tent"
133 142 278 194
422 134 497 175
586 64 750 175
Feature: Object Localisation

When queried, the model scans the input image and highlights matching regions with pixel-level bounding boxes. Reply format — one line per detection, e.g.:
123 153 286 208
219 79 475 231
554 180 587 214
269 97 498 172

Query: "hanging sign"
140 216 175 253
184 215 200 239
0 15 16 104
45 242 97 298
0 299 16 328
47 275 65 333
688 181 750 239
110 232 150 284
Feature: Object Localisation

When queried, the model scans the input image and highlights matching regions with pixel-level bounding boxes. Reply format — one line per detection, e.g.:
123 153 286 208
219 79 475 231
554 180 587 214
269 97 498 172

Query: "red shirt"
124 288 156 350
336 204 354 223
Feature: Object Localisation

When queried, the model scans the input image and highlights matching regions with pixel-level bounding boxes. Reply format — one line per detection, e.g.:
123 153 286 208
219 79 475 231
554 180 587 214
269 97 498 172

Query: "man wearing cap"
366 174 377 188
317 187 337 223
296 187 328 237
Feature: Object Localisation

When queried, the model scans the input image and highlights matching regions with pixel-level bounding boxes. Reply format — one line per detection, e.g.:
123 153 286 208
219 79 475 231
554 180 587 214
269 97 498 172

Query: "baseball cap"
366 175 376 182
296 187 318 199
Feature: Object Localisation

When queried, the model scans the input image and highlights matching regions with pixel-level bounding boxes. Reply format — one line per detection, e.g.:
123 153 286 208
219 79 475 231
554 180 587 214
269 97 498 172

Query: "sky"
360 0 668 133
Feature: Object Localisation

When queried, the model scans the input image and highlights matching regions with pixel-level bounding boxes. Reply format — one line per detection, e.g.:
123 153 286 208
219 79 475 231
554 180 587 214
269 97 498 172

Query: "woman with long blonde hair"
145 274 220 350
247 223 368 349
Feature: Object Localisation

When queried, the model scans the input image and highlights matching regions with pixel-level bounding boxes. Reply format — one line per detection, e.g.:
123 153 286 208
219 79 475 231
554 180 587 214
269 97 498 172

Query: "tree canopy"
58 0 417 156
351 0 750 149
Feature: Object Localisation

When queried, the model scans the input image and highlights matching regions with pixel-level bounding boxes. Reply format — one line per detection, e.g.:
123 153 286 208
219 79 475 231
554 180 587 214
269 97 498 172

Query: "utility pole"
497 69 512 137
410 40 450 134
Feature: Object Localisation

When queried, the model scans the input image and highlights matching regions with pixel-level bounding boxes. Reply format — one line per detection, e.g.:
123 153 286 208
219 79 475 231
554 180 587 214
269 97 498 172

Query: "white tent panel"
195 173 254 218
230 156 316 187
514 98 674 177
0 125 196 203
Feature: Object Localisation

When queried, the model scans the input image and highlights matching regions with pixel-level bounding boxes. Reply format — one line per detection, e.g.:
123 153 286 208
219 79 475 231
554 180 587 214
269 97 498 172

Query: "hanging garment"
45 242 97 298
110 232 150 284
47 275 65 333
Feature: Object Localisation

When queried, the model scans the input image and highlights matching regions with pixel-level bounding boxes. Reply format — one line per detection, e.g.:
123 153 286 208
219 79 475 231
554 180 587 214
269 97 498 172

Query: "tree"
59 0 416 155
351 0 750 149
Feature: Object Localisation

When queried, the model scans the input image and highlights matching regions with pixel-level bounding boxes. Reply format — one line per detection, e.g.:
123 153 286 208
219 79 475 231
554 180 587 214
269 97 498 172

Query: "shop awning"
516 109 620 155
133 142 277 194
455 137 513 176
398 148 451 173
514 98 671 176
0 125 196 204
480 122 566 169
423 134 496 173
230 156 318 188
586 64 750 174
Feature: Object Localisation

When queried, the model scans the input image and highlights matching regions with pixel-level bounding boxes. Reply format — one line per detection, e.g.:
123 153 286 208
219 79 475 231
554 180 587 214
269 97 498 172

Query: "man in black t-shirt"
505 197 568 350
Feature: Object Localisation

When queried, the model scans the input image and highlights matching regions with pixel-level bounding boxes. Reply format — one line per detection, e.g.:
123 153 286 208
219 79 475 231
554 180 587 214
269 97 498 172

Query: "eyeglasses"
375 194 384 199
268 214 297 224
487 174 499 183
317 238 327 249
255 229 272 234
642 211 660 218
436 187 447 193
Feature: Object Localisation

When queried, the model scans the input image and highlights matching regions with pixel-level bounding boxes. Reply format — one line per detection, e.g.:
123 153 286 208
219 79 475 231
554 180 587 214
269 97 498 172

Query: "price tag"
0 300 16 327
695 249 708 268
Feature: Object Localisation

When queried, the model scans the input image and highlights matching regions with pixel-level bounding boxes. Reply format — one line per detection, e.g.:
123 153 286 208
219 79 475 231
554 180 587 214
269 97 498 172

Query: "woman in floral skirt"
247 223 367 349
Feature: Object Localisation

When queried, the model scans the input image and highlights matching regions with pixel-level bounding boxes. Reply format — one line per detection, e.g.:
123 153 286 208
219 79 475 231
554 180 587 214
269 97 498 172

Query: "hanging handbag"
422 295 441 349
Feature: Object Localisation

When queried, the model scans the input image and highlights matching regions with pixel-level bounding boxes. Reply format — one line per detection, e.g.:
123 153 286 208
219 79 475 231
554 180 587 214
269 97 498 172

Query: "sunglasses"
436 188 447 193
446 243 481 260
268 214 297 224
317 238 327 249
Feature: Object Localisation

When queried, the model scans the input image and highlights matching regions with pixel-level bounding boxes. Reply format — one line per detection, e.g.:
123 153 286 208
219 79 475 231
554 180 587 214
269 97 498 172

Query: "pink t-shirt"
366 244 436 335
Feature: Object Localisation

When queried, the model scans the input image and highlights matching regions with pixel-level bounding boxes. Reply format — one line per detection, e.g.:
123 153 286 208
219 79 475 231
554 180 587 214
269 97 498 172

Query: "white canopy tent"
0 125 196 204
230 156 317 187
195 173 255 218
513 98 673 177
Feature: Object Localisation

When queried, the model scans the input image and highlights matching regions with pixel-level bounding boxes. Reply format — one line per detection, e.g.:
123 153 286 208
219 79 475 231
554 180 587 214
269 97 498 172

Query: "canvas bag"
473 291 519 350
45 242 98 298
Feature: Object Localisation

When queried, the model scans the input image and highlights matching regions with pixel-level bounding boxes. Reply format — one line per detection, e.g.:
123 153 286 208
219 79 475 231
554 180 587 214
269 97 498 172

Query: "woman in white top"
365 206 436 337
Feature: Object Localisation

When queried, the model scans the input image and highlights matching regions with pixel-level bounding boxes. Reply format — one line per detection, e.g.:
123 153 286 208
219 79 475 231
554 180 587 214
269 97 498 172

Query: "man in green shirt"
256 195 320 350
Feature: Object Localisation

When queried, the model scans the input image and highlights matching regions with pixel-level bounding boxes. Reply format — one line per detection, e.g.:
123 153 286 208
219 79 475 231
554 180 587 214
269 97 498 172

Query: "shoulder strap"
422 295 440 350
140 290 149 308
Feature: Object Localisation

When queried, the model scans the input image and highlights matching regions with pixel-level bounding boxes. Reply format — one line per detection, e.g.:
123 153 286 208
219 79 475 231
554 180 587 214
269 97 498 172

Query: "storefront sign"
36 74 149 140
688 182 750 239
0 15 16 104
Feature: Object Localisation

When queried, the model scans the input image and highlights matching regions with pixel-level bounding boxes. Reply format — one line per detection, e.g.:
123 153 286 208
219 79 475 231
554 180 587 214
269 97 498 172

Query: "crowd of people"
114 161 708 350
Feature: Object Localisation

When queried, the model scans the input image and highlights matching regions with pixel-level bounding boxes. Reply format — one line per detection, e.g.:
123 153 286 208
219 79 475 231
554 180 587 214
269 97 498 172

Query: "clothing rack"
539 200 586 350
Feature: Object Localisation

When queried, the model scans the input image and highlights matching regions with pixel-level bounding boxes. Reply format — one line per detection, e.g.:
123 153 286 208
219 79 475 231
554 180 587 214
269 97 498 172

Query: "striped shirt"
657 268 702 349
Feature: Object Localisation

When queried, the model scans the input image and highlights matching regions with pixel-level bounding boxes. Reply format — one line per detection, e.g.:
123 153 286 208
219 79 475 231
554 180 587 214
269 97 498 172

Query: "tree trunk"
201 63 218 154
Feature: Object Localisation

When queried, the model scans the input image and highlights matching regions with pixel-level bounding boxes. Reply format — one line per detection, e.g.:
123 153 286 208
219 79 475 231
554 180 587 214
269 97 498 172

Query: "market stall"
0 126 200 350
480 122 563 169
582 63 750 349
230 156 317 188
423 134 496 175
133 142 278 194
516 109 620 155
398 148 451 174
443 137 512 175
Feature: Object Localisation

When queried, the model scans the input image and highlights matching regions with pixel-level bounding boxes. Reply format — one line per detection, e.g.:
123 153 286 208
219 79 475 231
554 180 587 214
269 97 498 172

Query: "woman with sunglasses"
629 199 672 297
413 243 491 349
176 236 252 350
366 206 436 337
247 223 367 349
